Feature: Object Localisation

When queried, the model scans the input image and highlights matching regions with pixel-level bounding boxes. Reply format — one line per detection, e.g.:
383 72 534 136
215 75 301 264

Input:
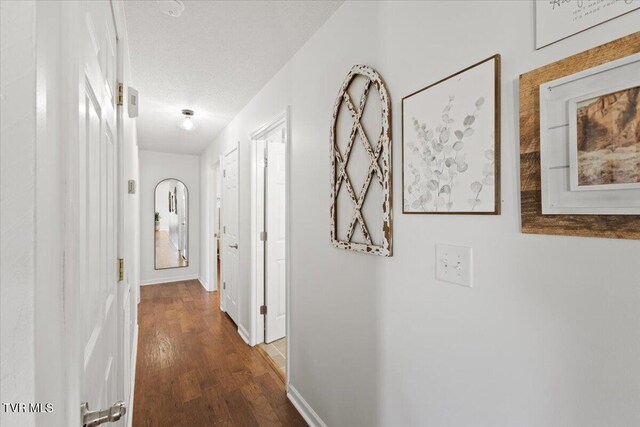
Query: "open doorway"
251 110 290 382
209 162 222 291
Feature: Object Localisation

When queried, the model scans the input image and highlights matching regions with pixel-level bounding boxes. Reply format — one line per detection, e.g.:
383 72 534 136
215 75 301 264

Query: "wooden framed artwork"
330 64 392 257
402 54 501 214
535 0 640 49
520 32 640 239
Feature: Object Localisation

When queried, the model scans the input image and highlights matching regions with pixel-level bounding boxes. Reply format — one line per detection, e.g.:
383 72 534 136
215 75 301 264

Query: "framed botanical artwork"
535 0 640 49
568 84 640 191
402 54 500 214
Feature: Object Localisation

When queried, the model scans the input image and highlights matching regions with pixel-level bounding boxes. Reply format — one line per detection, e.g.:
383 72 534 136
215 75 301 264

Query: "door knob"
229 243 238 249
81 401 126 427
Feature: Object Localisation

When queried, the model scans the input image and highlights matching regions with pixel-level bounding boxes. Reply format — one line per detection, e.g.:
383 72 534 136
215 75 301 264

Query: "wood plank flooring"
133 280 306 427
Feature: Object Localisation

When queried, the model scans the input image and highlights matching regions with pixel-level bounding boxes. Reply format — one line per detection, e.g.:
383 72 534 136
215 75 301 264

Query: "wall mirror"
155 179 189 269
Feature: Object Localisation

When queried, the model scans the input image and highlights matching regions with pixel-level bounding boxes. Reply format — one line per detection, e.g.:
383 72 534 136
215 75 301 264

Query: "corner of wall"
198 276 210 291
287 385 328 427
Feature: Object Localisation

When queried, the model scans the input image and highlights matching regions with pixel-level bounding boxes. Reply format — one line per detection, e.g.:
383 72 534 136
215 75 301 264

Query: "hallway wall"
0 2 37 426
200 2 640 426
140 150 200 285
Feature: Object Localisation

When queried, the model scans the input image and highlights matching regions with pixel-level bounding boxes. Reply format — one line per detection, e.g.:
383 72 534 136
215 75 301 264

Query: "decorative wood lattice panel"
330 65 392 256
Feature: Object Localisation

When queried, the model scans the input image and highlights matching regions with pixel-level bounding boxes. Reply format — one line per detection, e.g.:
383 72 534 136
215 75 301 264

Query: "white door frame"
208 160 221 291
248 108 291 387
112 2 134 424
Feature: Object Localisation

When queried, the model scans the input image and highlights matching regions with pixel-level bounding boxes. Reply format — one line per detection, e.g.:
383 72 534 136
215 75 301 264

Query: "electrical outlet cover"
435 244 473 287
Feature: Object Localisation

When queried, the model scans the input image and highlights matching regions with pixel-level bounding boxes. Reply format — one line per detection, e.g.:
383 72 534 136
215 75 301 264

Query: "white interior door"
222 146 240 324
265 128 287 343
77 1 123 424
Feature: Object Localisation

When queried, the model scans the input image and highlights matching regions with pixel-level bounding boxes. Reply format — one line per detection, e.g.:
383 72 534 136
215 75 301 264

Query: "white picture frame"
539 53 640 215
567 83 640 192
535 0 640 49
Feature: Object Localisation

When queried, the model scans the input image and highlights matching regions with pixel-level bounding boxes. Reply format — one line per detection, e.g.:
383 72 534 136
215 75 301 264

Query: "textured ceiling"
124 0 342 154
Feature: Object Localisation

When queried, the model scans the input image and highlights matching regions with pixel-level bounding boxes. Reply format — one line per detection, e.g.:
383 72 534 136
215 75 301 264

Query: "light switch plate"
435 244 472 288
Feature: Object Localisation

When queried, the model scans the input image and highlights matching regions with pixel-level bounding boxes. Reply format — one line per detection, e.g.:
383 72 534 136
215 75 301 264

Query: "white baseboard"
198 276 211 291
140 275 199 286
238 325 250 345
127 323 139 427
287 385 327 427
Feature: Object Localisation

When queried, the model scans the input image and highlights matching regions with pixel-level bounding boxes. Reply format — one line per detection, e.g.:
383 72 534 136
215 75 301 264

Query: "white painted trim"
238 325 250 345
126 323 138 427
113 6 130 422
287 385 327 427
249 138 266 346
198 277 210 291
250 139 261 346
284 106 292 391
110 0 129 43
249 110 288 140
140 275 199 286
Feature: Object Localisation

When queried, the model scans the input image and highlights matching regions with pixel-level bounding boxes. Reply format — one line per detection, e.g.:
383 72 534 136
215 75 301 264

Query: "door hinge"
223 226 226 233
223 281 226 290
117 82 124 106
260 305 267 315
259 231 267 241
81 401 126 427
118 258 124 281
223 170 226 177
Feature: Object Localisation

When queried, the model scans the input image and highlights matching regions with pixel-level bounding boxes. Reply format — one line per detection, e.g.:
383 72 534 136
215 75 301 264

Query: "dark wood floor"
133 280 306 427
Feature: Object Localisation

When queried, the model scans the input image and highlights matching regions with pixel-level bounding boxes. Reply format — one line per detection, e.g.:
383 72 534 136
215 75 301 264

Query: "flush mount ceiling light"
180 109 194 130
157 0 185 18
